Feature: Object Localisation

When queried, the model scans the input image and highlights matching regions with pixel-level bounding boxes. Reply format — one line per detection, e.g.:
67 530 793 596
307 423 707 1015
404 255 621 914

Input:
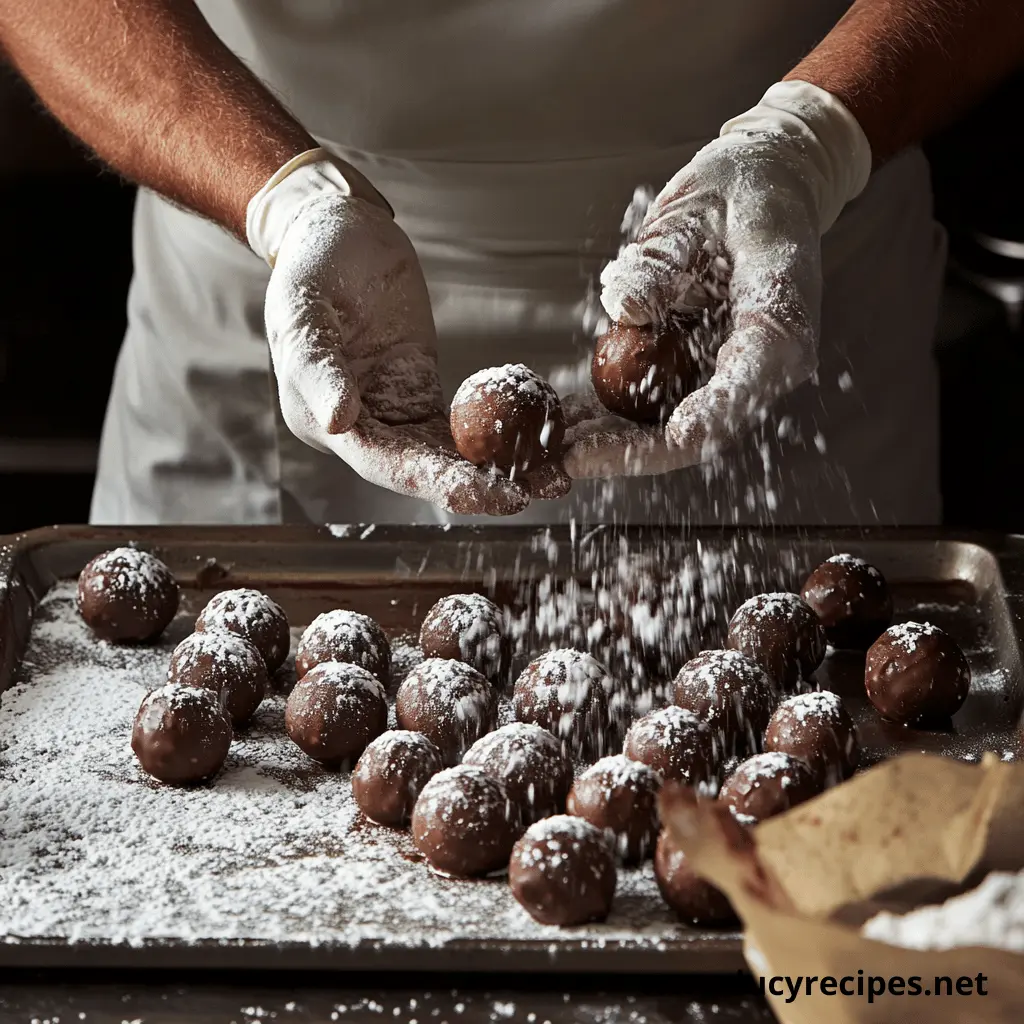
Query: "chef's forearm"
786 0 1024 165
0 0 315 237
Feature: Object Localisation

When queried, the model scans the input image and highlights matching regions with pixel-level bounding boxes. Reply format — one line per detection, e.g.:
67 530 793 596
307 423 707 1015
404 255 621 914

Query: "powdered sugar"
452 365 551 408
732 592 806 623
883 621 943 654
825 553 882 578
575 755 660 796
863 870 1024 953
0 585 694 953
80 547 176 599
774 690 845 727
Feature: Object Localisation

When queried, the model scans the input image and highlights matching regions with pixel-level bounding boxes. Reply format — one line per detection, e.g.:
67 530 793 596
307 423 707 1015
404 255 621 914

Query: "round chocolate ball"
591 320 701 423
672 649 777 758
419 593 508 682
450 363 566 475
512 649 611 760
801 554 893 650
352 729 444 827
623 705 718 786
296 608 391 681
411 764 521 877
718 752 821 826
166 630 268 726
395 658 497 766
463 722 573 825
77 547 179 643
654 828 735 926
196 588 290 673
726 592 826 691
764 690 859 788
567 754 661 864
865 621 971 725
285 662 387 767
509 815 617 926
131 683 232 786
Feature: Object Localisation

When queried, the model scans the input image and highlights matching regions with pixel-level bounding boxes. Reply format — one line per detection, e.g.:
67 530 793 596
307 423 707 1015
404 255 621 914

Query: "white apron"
91 0 945 527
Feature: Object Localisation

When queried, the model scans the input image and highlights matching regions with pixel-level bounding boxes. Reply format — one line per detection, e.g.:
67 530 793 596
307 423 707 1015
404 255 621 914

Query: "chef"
2 1 1020 526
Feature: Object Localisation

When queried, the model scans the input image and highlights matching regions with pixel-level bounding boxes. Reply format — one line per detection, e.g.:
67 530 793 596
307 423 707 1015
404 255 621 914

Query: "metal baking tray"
1 525 1023 974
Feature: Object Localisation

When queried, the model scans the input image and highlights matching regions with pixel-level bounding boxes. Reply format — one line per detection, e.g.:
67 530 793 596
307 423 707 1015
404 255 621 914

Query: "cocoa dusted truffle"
411 764 521 877
512 649 611 760
654 828 736 926
865 621 971 725
509 815 617 926
726 592 826 691
590 319 701 423
285 662 387 767
196 588 290 673
296 608 391 681
449 363 565 475
672 649 776 758
718 752 821 826
764 690 859 787
623 705 718 787
801 554 893 650
352 730 444 827
77 547 179 643
463 722 573 825
395 658 497 766
131 683 232 786
567 754 661 864
166 630 268 726
419 593 508 682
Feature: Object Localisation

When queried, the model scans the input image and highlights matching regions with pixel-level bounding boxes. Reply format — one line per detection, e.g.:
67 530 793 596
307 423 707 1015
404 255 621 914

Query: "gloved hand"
565 81 872 480
248 148 550 516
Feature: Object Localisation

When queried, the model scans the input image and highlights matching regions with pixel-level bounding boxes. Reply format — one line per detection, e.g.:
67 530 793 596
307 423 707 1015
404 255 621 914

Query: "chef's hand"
248 149 545 516
565 81 872 480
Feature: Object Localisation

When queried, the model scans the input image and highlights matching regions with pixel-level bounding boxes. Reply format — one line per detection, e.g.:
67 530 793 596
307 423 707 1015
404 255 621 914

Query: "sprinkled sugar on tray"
0 526 1022 972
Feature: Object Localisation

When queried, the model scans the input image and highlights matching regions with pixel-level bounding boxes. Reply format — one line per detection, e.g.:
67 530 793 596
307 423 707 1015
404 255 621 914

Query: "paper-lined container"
661 752 1024 1024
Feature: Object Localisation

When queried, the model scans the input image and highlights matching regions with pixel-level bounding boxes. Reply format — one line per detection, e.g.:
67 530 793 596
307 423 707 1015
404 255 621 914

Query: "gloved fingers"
562 414 698 480
329 414 531 517
519 460 572 501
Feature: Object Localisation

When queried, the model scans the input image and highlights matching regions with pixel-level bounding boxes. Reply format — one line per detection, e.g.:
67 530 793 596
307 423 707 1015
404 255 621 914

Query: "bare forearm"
0 0 316 237
786 0 1024 165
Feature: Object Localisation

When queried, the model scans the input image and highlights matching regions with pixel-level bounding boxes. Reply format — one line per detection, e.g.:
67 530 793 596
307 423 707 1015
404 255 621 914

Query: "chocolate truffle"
764 690 859 787
131 683 232 786
801 554 893 650
296 608 391 681
654 828 736 925
77 547 179 643
196 588 290 673
672 649 777 758
285 661 387 766
411 764 521 877
419 593 508 682
726 592 826 691
463 722 573 824
718 752 821 826
591 320 701 423
166 630 268 726
509 815 617 926
624 705 718 787
512 649 611 760
450 363 566 475
567 754 661 863
352 729 444 827
395 658 497 766
864 621 971 725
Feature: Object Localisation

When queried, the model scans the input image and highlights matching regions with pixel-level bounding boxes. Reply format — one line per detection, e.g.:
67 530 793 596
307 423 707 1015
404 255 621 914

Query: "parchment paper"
660 753 1024 1024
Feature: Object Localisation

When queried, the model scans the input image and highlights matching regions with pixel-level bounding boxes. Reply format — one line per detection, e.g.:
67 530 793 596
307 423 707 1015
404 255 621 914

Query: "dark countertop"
0 971 774 1024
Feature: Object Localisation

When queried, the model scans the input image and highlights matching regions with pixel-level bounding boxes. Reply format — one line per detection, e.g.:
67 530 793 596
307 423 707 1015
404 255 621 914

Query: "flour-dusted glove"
566 81 872 479
247 148 532 516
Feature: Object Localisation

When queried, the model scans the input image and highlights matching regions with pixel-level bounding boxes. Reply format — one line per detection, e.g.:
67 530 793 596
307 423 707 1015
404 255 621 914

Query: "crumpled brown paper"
660 752 1024 1024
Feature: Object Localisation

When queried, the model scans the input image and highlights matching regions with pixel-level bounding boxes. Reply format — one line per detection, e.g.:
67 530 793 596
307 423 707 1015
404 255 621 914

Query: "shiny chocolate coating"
352 729 444 827
764 690 859 788
718 752 821 826
623 705 718 786
167 630 268 725
654 828 736 925
801 554 893 650
296 608 391 681
196 588 290 673
419 593 509 683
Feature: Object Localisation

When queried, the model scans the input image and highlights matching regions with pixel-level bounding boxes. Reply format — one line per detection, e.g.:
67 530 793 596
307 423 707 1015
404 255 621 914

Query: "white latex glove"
566 81 872 479
248 148 554 516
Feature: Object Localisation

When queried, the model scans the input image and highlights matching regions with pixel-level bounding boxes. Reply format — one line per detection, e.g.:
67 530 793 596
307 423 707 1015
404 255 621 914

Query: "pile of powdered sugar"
0 583 691 952
863 871 1024 953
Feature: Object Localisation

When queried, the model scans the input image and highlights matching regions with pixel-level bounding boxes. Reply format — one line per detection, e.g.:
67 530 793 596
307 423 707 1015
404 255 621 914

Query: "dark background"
2 66 1023 536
